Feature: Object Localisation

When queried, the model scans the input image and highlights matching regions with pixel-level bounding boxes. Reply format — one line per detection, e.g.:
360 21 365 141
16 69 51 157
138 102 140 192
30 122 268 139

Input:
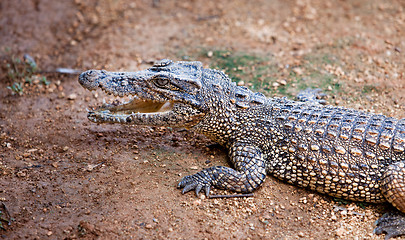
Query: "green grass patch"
361 84 379 94
199 49 279 93
6 82 24 95
2 48 50 95
192 49 347 100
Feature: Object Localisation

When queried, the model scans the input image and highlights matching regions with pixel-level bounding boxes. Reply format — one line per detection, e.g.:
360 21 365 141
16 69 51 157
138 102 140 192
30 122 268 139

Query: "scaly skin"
79 59 405 238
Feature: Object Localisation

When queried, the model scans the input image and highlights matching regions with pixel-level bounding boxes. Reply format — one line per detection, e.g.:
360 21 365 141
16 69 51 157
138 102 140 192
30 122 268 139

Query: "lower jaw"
87 100 174 124
87 110 169 124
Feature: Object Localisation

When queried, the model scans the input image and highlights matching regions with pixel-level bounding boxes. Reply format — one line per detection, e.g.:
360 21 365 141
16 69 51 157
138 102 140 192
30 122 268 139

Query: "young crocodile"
79 59 405 238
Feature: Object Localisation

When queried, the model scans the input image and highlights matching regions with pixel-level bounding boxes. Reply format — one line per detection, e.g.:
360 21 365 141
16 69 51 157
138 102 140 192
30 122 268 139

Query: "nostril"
78 70 101 90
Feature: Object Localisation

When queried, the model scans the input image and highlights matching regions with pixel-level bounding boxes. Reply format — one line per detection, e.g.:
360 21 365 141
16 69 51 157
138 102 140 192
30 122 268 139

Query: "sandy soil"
1 0 404 239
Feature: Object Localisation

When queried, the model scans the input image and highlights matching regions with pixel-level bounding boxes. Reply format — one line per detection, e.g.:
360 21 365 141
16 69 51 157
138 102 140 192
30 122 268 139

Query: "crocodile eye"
155 78 169 87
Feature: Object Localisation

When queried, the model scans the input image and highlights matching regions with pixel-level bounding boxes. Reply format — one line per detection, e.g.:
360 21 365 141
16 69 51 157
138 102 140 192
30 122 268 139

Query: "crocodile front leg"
375 161 405 239
178 143 267 196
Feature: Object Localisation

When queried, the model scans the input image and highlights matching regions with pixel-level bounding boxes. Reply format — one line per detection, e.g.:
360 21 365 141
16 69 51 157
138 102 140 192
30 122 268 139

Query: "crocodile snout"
78 70 105 90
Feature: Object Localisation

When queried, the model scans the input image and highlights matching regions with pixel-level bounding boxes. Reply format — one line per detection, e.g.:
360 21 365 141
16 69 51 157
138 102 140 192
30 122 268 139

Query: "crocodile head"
78 59 207 128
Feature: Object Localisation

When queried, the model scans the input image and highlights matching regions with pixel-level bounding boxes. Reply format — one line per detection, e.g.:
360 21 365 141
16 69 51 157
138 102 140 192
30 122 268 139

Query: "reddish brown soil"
1 0 404 239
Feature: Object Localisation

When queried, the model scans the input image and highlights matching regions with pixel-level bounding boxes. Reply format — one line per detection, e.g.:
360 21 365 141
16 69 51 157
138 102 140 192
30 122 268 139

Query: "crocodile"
79 59 405 239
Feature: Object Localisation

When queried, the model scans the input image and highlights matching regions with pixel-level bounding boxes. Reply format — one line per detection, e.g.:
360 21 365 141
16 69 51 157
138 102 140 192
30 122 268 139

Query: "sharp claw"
204 185 211 197
195 185 202 196
182 183 196 194
178 176 190 188
178 174 212 197
374 212 405 239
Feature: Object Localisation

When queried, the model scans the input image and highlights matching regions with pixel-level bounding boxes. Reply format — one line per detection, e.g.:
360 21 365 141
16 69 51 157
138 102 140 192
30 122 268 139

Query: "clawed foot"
375 212 405 239
296 88 328 105
178 173 212 197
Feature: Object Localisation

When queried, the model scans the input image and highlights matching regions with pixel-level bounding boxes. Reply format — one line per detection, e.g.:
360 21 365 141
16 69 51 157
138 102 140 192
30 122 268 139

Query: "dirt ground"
1 0 404 239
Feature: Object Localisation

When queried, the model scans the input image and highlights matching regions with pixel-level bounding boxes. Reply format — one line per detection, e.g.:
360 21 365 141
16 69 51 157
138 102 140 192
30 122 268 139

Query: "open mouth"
96 98 174 115
87 95 174 123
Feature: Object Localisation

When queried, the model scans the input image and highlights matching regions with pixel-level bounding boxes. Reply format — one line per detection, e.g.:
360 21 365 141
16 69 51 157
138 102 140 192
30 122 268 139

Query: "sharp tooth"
103 98 106 104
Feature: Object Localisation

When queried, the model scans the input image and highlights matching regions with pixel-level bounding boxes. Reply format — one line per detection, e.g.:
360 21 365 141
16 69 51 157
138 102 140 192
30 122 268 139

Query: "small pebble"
335 227 346 237
293 67 303 75
278 79 287 85
237 81 245 86
67 93 77 100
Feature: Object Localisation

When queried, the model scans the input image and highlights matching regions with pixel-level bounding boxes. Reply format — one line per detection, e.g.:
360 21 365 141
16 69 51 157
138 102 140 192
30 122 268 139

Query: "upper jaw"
78 69 154 97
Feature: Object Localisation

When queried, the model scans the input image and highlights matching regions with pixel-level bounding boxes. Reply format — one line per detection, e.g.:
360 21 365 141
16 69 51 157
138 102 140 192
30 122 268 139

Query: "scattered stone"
293 67 303 75
145 224 153 229
237 81 245 86
67 93 77 100
86 164 101 171
277 79 287 86
16 171 26 177
335 227 346 237
299 197 307 204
